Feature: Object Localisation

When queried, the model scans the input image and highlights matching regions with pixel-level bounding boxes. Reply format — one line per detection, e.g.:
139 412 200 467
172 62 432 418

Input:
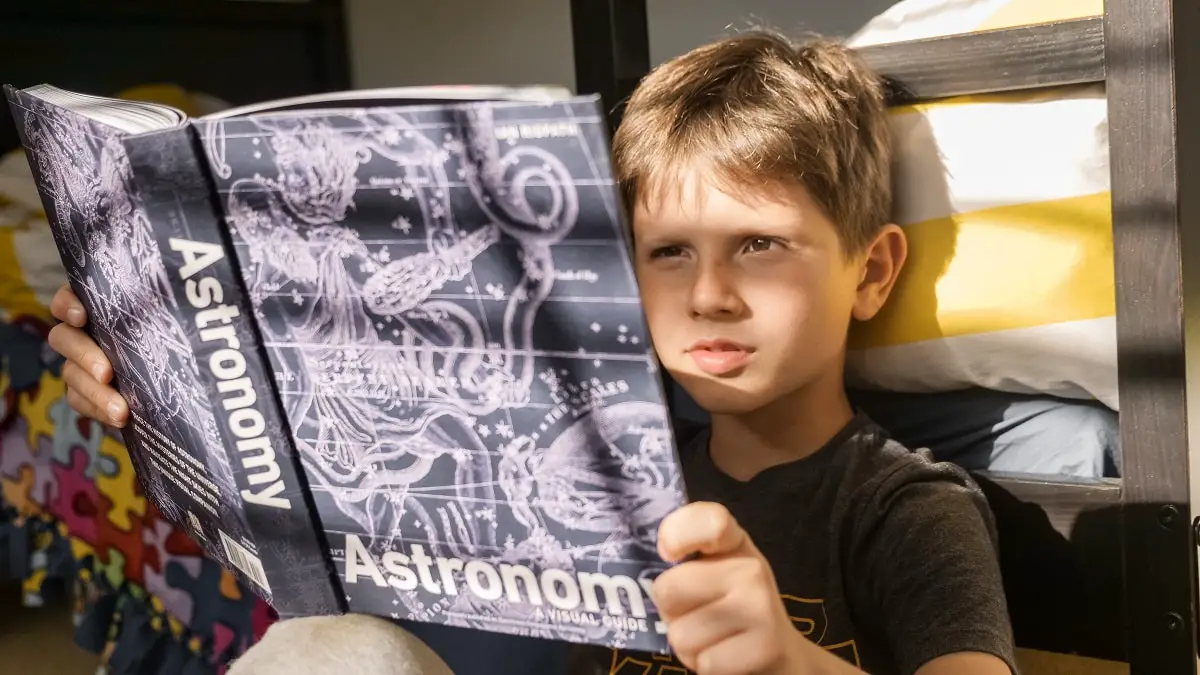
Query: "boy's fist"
653 502 807 675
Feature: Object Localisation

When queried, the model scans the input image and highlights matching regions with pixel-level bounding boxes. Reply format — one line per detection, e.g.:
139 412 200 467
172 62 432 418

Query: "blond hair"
612 30 893 254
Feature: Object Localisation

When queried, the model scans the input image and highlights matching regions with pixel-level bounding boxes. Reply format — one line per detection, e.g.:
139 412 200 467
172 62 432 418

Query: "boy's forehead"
633 165 816 229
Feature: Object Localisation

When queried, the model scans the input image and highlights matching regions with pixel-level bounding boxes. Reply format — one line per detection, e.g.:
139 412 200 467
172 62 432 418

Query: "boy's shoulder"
827 415 1003 576
841 414 983 492
833 413 995 526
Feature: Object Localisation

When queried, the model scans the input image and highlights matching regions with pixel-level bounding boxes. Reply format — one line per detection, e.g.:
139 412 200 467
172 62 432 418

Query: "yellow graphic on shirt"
607 595 860 674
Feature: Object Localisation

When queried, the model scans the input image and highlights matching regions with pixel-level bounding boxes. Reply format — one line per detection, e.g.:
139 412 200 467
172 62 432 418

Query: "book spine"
122 127 345 618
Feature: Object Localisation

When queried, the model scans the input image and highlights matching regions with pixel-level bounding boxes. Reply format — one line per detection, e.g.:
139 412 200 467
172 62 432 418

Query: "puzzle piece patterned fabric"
1 199 273 673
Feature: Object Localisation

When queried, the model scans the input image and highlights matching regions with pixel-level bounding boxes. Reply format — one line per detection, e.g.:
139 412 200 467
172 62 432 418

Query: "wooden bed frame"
569 1 1200 673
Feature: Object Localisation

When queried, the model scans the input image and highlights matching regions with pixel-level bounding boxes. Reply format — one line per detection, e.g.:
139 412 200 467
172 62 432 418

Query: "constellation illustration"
199 97 685 649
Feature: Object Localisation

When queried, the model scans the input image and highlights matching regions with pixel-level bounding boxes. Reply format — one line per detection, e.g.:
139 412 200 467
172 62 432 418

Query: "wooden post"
1105 0 1200 671
569 0 650 130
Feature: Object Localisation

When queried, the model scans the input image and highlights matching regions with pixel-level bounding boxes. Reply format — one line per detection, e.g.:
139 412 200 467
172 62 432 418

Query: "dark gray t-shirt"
573 412 1018 675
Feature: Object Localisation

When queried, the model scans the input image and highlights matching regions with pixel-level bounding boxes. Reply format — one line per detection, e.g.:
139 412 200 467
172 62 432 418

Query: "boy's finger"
48 323 112 383
651 556 730 618
657 501 748 562
50 283 87 327
65 387 109 426
692 628 778 675
660 589 742 668
62 361 127 427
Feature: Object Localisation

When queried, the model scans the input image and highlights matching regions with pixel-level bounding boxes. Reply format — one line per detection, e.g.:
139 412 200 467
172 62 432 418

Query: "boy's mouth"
686 339 753 376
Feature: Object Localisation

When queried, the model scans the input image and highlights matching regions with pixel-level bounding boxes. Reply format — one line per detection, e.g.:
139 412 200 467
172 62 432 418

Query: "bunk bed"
569 1 1199 674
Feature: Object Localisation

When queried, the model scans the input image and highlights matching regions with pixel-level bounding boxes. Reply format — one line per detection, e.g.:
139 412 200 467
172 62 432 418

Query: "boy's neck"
707 366 855 482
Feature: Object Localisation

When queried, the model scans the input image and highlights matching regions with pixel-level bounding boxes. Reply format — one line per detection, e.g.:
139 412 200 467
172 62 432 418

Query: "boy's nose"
688 264 746 319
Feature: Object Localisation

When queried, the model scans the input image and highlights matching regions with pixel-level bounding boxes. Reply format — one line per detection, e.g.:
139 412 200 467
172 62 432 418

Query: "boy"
567 30 1015 675
47 30 1016 675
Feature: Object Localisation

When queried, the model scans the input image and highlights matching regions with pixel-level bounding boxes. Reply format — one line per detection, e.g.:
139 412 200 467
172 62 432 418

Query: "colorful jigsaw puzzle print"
1 310 274 674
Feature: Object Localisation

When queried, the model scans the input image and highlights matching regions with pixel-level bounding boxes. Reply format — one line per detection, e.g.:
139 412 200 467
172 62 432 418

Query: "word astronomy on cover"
5 81 688 653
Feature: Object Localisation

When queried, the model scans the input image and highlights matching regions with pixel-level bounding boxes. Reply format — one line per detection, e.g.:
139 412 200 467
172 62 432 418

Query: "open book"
5 82 685 653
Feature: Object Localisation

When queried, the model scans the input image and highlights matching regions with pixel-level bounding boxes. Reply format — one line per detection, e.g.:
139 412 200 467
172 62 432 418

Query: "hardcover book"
4 83 688 653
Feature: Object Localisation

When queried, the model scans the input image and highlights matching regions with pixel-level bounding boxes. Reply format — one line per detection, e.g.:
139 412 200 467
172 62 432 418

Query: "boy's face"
631 168 904 415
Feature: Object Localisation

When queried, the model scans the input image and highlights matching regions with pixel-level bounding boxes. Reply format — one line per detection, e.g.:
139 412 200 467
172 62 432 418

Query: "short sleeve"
847 458 1018 675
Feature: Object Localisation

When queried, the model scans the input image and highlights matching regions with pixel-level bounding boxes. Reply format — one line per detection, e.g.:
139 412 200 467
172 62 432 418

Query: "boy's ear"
852 223 907 322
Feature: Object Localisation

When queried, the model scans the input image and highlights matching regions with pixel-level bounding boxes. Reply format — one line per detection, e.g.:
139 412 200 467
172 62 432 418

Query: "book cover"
194 96 688 652
2 87 272 596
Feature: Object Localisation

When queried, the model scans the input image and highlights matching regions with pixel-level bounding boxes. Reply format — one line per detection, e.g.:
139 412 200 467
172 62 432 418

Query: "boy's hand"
47 283 129 428
653 502 809 675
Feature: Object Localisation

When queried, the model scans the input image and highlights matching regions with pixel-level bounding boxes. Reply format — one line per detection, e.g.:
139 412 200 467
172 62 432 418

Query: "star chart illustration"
198 97 687 650
6 90 258 581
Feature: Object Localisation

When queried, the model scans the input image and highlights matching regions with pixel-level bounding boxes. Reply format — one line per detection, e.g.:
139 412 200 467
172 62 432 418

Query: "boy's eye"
743 237 779 253
648 245 686 260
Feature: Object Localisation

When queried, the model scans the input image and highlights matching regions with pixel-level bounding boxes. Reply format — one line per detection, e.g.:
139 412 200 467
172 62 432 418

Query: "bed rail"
569 1 1200 672
857 17 1105 102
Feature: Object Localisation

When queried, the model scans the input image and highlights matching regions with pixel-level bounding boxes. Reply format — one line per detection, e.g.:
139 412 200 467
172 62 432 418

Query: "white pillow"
843 0 1117 410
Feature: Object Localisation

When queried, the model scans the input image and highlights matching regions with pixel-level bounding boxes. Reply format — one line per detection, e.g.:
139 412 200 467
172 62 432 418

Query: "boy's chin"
672 376 775 416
